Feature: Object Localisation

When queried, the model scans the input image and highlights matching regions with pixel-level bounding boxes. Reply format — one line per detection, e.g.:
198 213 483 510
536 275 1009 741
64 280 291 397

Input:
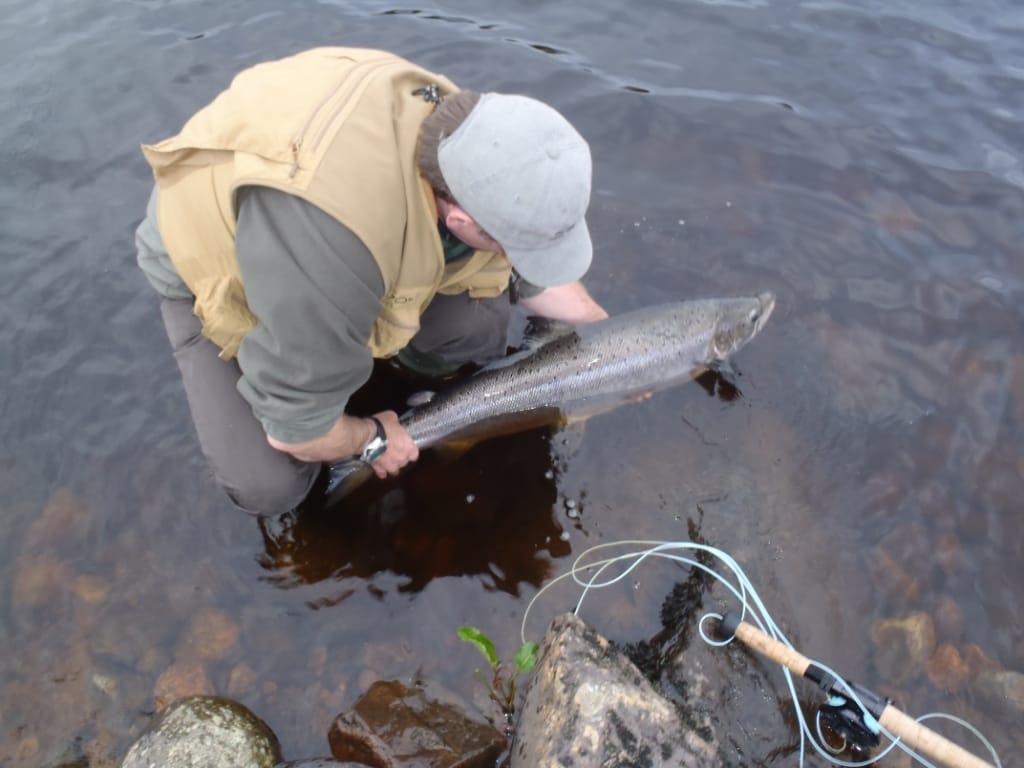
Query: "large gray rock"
512 613 720 768
121 695 282 768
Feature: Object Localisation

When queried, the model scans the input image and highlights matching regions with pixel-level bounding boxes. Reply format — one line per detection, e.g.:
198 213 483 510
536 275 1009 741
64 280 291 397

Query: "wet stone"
90 600 173 662
870 611 936 687
962 643 1003 681
867 546 919 603
12 555 73 606
927 643 969 693
877 523 934 580
179 606 240 662
26 486 90 551
154 660 214 711
73 574 112 605
92 670 120 699
932 597 964 644
86 725 120 768
120 695 281 768
15 735 39 762
934 531 963 576
513 612 720 768
328 679 506 768
228 661 258 698
137 646 169 675
973 670 1024 725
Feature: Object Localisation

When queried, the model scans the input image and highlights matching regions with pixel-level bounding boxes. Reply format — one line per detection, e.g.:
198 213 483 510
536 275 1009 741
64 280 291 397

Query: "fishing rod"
522 540 1002 768
716 612 994 768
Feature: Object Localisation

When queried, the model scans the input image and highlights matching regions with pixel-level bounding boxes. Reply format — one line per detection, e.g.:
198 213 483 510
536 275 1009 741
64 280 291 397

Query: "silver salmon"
328 292 775 496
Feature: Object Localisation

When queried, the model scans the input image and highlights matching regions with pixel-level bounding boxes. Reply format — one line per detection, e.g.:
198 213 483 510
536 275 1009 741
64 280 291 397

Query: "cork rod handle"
725 619 994 768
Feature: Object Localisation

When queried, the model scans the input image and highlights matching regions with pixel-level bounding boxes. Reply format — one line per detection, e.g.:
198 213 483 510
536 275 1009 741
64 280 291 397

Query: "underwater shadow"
256 428 569 597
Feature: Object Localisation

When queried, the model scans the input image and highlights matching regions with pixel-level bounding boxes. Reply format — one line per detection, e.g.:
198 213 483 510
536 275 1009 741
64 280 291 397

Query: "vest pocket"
370 285 436 357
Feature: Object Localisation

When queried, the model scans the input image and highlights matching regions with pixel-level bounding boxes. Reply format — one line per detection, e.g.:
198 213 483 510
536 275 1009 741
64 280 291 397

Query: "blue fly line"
520 540 1002 768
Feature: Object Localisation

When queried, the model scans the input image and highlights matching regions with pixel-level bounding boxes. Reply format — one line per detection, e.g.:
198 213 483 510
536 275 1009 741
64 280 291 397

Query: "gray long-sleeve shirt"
233 186 385 443
138 185 384 443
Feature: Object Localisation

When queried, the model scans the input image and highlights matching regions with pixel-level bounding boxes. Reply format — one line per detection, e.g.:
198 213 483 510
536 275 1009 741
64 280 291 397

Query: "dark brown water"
2 0 1022 765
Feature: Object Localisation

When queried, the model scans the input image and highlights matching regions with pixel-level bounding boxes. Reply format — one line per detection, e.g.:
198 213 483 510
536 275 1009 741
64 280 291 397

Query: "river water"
1 0 1022 765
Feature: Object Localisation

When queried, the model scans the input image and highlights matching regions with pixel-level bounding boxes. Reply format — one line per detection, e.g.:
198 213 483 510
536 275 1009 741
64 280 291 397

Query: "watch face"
360 417 388 463
363 437 386 462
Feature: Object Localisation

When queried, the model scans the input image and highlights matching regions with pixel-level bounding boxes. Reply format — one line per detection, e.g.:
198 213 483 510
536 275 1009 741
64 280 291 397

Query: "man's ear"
444 204 475 230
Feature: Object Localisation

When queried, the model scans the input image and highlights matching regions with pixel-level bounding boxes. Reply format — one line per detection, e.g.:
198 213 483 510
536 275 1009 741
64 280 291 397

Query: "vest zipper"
289 57 407 178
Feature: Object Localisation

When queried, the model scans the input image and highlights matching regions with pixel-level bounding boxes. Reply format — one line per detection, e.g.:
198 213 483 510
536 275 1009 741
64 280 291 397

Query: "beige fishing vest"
141 47 511 360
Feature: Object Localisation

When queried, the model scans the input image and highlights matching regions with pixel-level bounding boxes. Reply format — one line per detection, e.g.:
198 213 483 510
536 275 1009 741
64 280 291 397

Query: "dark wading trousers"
158 290 512 517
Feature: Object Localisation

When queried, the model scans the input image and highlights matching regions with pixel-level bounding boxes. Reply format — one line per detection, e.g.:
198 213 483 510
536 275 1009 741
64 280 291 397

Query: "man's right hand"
367 410 419 479
267 411 418 469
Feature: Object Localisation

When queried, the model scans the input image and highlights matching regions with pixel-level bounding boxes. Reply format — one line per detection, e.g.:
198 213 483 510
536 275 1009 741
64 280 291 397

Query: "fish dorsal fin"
406 390 436 408
480 318 579 373
521 316 576 350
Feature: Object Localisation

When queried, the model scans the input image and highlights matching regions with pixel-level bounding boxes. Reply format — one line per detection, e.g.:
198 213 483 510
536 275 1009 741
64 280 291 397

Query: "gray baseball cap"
437 92 593 287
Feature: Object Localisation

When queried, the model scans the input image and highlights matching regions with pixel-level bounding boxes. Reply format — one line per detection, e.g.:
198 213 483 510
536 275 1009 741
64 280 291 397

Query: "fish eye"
749 309 760 322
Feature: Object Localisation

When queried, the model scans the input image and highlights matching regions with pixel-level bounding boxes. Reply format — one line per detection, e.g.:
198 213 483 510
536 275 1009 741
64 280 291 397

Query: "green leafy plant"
457 626 539 732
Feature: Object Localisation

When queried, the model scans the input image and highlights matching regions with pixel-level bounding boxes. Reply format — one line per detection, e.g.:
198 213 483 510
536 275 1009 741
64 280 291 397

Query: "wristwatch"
359 416 388 464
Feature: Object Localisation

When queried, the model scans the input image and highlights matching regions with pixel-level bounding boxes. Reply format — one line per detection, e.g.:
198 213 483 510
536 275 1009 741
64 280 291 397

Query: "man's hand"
518 281 608 323
368 410 419 479
267 411 418 470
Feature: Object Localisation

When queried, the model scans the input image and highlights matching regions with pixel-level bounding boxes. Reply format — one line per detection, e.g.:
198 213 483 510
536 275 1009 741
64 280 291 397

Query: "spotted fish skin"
327 292 774 499
327 293 775 498
402 292 776 449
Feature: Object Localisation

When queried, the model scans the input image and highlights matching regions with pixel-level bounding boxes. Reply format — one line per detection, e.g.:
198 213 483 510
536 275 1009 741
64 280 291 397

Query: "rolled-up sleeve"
234 185 384 444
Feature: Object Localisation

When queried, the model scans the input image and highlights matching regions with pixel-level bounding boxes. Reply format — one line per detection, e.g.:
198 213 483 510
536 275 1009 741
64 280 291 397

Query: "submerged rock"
932 597 964 644
72 573 112 605
973 670 1024 724
26 486 90 551
328 679 505 767
927 643 969 693
866 546 920 603
120 695 281 768
934 532 963 576
12 555 73 607
962 643 1003 681
179 606 240 662
513 612 719 768
153 661 214 711
870 611 936 686
228 661 258 698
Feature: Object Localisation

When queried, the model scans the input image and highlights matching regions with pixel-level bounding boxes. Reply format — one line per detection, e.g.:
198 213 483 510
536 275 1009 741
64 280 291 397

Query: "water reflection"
257 430 569 596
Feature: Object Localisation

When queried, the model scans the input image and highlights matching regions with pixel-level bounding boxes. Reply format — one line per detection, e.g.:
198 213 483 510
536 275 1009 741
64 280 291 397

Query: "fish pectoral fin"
406 390 437 408
520 316 576 350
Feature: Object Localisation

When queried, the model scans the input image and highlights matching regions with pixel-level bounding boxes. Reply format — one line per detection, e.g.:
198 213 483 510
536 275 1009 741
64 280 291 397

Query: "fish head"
710 291 776 361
